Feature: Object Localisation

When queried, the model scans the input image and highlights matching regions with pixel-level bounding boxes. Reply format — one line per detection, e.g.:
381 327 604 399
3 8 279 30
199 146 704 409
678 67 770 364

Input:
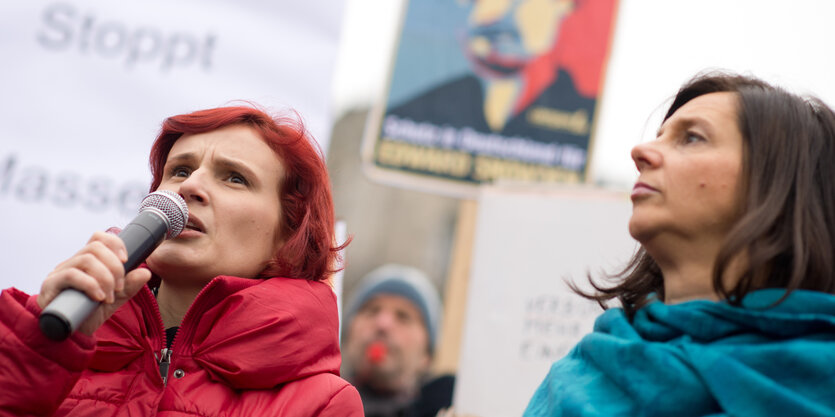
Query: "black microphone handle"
38 211 169 341
120 210 169 271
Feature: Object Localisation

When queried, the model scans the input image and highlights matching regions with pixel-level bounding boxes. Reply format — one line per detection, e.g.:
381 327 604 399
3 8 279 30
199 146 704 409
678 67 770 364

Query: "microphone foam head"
139 190 189 239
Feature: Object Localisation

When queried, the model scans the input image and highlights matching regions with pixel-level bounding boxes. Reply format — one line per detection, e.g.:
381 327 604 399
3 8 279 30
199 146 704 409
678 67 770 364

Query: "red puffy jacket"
0 275 363 416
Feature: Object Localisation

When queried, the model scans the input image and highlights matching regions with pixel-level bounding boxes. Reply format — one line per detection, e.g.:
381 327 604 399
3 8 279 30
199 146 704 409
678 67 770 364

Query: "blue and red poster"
365 0 619 193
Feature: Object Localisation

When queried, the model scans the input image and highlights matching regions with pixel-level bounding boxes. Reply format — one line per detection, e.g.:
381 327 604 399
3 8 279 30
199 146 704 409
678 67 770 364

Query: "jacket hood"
92 276 343 390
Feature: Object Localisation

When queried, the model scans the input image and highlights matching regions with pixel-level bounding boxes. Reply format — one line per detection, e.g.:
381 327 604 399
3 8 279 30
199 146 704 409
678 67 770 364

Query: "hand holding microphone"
38 190 188 341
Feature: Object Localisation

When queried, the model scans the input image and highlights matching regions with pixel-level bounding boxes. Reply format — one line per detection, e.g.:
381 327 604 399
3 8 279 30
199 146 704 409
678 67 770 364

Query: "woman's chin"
147 251 200 277
627 218 653 243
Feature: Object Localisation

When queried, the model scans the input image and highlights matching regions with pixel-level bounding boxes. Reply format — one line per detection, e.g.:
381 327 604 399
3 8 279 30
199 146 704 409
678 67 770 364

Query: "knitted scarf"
523 289 835 416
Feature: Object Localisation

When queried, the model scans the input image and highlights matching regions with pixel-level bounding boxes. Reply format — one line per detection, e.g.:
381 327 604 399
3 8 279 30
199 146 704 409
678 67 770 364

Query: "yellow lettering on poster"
473 156 580 183
377 139 472 178
526 107 589 135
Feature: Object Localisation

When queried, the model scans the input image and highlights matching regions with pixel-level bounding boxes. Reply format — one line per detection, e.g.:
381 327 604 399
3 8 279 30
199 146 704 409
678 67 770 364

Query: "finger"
38 231 128 309
42 268 108 307
94 231 129 294
54 234 127 296
88 231 128 264
121 268 153 300
82 240 128 295
62 251 119 304
50 232 124 274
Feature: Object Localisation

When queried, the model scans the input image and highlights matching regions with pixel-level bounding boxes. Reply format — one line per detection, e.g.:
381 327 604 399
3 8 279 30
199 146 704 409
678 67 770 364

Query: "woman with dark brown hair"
524 72 835 416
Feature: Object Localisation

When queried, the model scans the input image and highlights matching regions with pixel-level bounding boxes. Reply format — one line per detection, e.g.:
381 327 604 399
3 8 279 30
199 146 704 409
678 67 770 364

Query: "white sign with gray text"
455 185 636 417
0 0 344 293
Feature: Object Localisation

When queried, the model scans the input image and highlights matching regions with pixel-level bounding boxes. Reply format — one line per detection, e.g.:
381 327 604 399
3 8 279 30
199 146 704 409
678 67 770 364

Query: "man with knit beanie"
342 264 455 417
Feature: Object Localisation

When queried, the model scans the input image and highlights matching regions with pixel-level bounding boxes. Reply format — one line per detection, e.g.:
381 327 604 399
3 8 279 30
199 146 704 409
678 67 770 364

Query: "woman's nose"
177 170 208 204
631 142 662 173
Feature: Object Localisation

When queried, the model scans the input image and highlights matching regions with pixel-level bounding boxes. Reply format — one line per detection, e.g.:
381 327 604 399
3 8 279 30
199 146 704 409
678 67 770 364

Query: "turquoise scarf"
523 289 835 416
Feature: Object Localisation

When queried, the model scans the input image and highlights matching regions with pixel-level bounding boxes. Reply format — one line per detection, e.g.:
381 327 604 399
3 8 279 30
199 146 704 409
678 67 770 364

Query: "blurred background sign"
454 185 634 417
361 0 620 196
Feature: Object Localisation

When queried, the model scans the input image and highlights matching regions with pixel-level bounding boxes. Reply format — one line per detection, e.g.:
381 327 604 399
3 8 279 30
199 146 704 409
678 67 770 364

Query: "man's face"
463 0 575 78
345 294 431 394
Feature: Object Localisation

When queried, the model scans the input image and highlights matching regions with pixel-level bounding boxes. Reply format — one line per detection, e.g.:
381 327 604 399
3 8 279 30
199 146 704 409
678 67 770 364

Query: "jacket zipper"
157 348 173 386
145 278 224 387
143 286 173 387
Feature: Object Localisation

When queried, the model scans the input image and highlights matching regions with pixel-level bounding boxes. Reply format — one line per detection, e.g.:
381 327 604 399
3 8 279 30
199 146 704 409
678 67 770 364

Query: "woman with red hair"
0 105 364 416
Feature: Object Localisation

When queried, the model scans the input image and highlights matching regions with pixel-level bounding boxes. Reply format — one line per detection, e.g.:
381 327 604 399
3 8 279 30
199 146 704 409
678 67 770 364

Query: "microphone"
39 190 188 341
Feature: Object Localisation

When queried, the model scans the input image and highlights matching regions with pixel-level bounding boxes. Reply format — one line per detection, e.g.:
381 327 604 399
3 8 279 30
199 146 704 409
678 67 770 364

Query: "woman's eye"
683 132 705 144
228 173 248 185
172 167 191 177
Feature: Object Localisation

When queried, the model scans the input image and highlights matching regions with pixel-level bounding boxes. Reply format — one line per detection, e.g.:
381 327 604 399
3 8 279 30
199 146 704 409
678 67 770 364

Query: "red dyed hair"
148 104 345 282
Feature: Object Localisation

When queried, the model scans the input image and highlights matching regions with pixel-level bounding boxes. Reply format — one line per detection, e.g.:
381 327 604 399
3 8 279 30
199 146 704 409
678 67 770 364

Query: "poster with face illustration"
363 0 619 195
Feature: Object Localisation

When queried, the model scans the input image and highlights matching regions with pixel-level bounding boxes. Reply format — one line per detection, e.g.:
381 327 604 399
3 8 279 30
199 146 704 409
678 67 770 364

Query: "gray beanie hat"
345 264 443 352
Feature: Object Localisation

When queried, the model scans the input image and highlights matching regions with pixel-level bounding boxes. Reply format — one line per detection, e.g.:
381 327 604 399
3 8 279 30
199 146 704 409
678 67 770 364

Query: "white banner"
455 185 636 417
0 0 345 294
